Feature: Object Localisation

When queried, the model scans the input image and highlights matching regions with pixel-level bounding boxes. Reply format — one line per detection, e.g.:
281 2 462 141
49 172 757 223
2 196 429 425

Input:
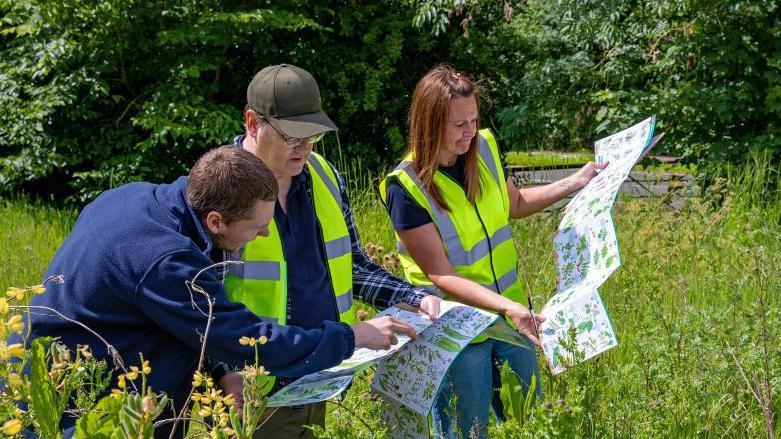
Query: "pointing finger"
390 320 418 340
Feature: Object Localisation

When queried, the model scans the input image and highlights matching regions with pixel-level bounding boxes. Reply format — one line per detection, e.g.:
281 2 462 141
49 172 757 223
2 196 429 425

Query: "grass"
506 150 698 175
505 150 594 168
0 199 76 288
1 155 779 438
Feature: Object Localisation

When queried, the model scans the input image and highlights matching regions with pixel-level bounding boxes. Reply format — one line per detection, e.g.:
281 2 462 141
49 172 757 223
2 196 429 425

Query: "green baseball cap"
247 64 338 138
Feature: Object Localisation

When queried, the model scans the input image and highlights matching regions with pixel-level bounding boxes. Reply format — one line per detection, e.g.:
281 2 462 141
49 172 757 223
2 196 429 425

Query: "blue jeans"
431 339 541 439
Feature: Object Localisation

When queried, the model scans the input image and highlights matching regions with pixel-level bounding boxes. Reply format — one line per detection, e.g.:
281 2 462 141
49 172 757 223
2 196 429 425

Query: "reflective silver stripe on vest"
228 260 282 281
496 267 518 293
397 162 465 265
324 235 351 259
396 215 511 268
481 268 517 294
489 225 512 248
308 155 343 207
258 316 279 325
335 290 353 314
478 135 502 189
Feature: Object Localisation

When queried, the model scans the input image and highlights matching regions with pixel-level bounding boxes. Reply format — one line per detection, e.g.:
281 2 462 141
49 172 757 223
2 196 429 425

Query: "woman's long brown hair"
407 65 481 212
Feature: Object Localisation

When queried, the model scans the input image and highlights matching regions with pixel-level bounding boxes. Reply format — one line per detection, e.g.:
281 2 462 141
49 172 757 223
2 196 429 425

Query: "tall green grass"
0 199 76 289
1 155 779 438
329 156 781 438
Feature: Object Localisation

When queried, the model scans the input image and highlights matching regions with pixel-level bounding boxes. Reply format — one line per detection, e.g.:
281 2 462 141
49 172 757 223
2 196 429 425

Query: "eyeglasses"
260 117 326 148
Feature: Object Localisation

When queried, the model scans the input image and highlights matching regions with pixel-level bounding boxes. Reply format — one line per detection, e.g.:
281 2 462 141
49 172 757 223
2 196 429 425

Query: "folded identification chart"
539 115 657 374
266 302 528 427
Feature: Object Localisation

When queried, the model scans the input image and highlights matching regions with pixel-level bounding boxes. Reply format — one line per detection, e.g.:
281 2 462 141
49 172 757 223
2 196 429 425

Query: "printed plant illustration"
554 212 620 291
541 116 655 375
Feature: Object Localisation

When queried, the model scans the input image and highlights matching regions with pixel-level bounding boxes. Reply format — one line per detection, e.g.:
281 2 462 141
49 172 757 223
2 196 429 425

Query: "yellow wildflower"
0 299 9 315
258 335 268 345
7 373 22 387
6 343 24 358
2 419 22 436
30 284 46 295
77 344 93 359
7 315 24 333
192 373 203 388
199 406 212 417
117 374 127 389
110 389 124 398
5 287 25 301
141 395 156 414
222 393 235 406
239 336 255 346
141 360 151 375
125 369 138 380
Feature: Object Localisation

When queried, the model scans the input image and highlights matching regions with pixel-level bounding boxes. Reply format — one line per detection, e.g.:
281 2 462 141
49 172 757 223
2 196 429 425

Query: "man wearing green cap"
218 64 442 438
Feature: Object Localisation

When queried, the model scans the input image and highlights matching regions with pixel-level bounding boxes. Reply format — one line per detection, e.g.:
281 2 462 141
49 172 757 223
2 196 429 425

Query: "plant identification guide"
267 300 526 409
540 115 656 374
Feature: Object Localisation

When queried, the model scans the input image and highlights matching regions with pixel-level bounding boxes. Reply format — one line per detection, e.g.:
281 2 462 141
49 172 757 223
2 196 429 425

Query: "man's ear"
204 211 225 235
245 110 260 137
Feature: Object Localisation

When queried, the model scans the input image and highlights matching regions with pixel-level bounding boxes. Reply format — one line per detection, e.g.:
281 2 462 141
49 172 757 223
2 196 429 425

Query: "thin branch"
167 260 243 439
154 417 211 429
727 343 762 405
15 305 131 388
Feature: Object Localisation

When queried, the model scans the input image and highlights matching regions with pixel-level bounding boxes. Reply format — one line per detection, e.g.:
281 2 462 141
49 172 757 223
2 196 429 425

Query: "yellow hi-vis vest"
380 129 526 340
224 152 356 390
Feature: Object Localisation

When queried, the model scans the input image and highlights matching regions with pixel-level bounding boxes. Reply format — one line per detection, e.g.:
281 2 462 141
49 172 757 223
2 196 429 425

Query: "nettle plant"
0 272 273 438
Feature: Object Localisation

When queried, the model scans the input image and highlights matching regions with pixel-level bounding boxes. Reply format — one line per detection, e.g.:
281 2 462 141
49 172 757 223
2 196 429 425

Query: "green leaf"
30 337 62 439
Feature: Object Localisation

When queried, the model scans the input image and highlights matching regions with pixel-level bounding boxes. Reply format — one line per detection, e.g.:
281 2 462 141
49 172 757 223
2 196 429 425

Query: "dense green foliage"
433 0 781 161
0 0 451 203
2 0 779 204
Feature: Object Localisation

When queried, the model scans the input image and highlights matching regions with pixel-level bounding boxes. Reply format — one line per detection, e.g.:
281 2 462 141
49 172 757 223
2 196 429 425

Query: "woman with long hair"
380 65 605 438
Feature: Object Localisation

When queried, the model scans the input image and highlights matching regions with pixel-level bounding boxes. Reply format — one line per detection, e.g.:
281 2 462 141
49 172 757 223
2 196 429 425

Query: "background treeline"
1 0 779 205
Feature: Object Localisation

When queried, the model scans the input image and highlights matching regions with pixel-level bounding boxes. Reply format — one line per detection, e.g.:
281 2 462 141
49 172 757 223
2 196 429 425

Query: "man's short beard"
211 234 233 252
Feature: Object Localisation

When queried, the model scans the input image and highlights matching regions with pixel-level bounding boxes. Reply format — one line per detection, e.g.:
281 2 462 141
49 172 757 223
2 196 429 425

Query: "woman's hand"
418 295 441 320
396 294 442 320
568 161 609 191
504 302 546 348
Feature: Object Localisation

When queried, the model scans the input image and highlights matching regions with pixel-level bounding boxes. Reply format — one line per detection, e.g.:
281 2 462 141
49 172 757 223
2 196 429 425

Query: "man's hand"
352 316 417 350
504 303 546 348
568 161 609 191
218 371 245 410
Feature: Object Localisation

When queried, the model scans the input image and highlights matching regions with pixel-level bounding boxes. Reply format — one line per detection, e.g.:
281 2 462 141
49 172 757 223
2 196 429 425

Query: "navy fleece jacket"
27 177 354 434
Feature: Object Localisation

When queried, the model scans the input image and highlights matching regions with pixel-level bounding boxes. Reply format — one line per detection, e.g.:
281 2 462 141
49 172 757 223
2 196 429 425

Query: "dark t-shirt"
385 154 509 232
384 156 466 231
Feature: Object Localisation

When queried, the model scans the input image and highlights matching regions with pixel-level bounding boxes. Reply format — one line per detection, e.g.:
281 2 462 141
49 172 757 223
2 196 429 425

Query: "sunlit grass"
0 199 75 289
1 155 778 438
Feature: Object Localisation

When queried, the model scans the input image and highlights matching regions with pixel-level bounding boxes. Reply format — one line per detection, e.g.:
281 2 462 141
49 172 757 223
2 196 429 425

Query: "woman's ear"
204 211 225 235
